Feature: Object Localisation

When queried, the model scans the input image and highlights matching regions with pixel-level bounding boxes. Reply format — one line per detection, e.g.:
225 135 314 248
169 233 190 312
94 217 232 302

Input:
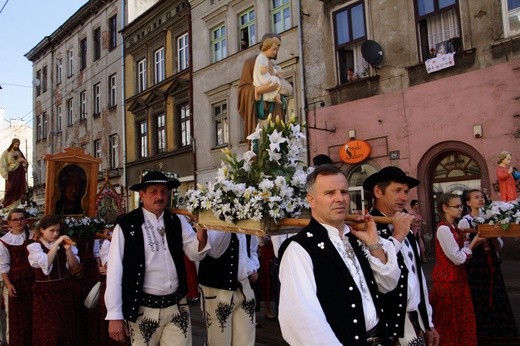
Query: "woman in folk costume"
458 189 520 344
27 214 81 345
0 208 34 345
429 193 481 345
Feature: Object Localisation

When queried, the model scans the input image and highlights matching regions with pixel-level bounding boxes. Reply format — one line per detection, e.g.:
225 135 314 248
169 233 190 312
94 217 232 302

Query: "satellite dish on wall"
32 78 41 87
361 40 384 66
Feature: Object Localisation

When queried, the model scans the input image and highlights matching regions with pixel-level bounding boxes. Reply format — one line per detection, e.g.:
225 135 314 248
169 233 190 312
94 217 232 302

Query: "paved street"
1 260 515 345
191 259 520 345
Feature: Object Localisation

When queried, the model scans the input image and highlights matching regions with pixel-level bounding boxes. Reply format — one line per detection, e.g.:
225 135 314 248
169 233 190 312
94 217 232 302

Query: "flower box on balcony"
477 223 520 238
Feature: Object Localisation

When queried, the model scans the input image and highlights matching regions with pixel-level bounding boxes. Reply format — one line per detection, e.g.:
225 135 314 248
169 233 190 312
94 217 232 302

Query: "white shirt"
27 240 80 275
390 232 434 327
205 231 259 280
271 233 296 258
105 208 210 320
436 224 472 265
98 239 111 266
458 214 504 249
278 223 399 346
0 231 32 273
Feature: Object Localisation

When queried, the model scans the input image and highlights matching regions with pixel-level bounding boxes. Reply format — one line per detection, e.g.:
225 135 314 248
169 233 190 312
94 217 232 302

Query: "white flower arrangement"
473 199 520 230
186 114 312 223
17 203 40 217
62 216 106 239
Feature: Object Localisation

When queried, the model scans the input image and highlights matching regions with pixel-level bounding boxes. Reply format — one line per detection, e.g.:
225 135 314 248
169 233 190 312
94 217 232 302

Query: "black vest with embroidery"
198 233 240 290
370 208 430 338
117 208 187 322
279 219 391 346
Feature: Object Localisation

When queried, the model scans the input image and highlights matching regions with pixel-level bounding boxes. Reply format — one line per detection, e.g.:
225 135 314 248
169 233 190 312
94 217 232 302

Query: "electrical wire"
0 0 10 16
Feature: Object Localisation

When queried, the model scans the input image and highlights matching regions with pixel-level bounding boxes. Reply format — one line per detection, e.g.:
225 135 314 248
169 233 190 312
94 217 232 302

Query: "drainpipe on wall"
188 3 197 187
296 0 310 166
120 0 128 210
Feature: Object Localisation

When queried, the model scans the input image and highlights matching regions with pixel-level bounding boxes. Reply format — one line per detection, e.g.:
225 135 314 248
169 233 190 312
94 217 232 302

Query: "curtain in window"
426 9 460 49
353 41 369 77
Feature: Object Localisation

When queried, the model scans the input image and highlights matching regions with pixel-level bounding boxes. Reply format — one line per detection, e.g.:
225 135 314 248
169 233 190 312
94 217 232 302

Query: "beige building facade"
122 0 193 209
189 0 304 184
25 0 124 205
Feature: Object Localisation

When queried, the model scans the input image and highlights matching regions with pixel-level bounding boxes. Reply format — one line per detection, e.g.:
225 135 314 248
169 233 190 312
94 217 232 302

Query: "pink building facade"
307 60 520 255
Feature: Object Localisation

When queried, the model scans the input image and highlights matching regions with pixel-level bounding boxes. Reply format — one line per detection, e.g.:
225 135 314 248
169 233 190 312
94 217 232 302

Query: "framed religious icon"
44 147 101 217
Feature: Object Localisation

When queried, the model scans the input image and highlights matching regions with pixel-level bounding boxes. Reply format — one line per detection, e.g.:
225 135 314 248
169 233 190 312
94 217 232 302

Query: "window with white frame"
42 112 47 139
94 139 102 171
36 115 42 141
56 58 62 84
211 24 227 63
333 1 369 84
93 27 101 61
271 0 290 34
80 38 87 71
36 160 42 184
154 47 165 84
93 83 101 115
415 0 460 61
42 66 48 93
179 103 191 147
502 0 520 37
109 134 119 168
109 15 117 50
138 120 148 158
56 105 62 132
239 8 256 50
156 114 166 153
81 143 89 154
137 58 147 92
177 33 189 71
213 101 228 146
67 49 74 77
80 91 87 120
67 98 74 126
109 74 117 107
36 70 41 96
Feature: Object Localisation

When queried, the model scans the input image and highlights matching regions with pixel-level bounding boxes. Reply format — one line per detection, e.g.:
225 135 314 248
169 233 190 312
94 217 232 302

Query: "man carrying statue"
0 139 28 211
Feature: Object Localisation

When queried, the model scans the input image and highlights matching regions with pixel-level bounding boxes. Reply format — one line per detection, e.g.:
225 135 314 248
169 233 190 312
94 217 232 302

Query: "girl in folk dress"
458 189 520 344
27 214 81 345
429 193 481 346
0 208 34 345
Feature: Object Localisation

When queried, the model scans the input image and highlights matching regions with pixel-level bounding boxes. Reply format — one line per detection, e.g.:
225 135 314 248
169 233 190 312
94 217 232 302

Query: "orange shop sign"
339 140 371 164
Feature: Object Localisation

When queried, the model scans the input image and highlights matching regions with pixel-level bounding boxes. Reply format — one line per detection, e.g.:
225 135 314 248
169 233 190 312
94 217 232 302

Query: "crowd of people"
0 156 518 345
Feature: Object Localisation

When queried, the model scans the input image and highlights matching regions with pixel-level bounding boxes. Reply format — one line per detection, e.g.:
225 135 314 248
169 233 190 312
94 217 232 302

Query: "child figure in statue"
253 36 283 104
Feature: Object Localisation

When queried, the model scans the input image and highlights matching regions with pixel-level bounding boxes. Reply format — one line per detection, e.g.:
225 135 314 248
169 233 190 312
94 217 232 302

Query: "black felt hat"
129 171 180 191
362 166 420 192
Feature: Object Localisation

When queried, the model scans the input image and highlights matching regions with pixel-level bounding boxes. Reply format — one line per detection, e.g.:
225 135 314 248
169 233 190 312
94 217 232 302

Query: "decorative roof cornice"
25 0 116 62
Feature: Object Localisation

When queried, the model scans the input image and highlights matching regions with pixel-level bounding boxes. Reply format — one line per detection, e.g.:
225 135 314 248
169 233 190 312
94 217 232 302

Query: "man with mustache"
363 166 439 346
105 171 210 345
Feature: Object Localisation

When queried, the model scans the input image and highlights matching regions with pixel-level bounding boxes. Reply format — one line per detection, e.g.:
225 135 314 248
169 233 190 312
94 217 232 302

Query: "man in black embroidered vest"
105 171 210 345
363 166 440 346
198 229 259 345
278 165 400 345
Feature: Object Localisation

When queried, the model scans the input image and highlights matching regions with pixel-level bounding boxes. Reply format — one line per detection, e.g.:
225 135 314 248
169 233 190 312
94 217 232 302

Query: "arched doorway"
340 162 379 215
417 141 489 239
